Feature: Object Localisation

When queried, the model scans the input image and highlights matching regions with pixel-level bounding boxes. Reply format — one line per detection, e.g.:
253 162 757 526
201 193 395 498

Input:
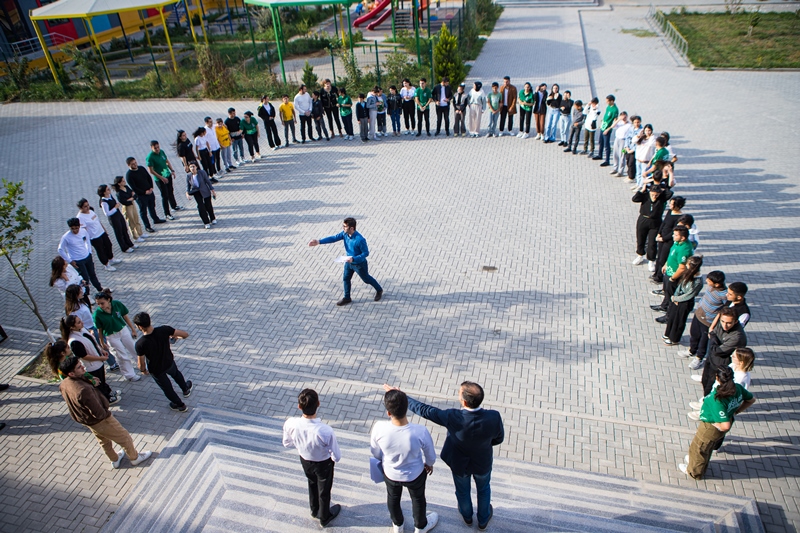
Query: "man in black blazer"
257 95 282 150
431 77 453 136
384 382 504 530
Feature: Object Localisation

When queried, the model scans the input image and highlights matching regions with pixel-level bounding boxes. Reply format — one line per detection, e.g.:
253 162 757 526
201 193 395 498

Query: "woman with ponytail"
60 315 118 404
679 366 755 479
663 255 703 345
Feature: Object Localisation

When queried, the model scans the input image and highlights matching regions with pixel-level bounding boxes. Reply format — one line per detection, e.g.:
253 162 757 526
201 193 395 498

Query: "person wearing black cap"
452 83 468 136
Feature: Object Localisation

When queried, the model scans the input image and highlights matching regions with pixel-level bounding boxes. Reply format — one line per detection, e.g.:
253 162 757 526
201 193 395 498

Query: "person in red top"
58 355 152 469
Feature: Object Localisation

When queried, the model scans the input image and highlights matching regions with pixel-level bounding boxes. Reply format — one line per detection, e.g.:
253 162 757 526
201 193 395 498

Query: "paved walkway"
1 3 799 532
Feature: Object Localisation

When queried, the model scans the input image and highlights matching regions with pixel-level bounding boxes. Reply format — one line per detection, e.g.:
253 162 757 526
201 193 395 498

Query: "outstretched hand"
308 239 319 247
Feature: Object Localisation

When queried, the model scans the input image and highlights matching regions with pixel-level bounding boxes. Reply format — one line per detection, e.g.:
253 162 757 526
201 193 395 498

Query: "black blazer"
432 84 453 106
258 102 276 122
408 396 504 476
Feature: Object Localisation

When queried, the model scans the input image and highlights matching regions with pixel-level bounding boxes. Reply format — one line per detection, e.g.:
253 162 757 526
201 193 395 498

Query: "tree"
0 180 53 340
302 60 318 89
433 25 465 87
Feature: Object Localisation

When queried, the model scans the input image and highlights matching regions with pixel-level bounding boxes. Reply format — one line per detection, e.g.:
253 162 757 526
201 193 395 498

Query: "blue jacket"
408 396 504 476
319 230 370 264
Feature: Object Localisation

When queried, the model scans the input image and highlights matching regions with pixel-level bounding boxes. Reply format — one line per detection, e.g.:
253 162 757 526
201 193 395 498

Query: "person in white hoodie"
294 85 315 143
581 97 601 157
467 81 487 137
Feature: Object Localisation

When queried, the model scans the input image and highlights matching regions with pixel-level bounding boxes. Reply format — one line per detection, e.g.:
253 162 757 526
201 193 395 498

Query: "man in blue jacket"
383 382 504 530
308 217 383 306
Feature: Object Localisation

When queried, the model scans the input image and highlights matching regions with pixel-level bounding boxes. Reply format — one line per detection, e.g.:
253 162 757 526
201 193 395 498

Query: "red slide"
353 0 391 27
367 7 392 30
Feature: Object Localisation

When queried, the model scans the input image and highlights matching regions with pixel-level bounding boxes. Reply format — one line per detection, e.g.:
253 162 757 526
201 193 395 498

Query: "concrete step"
101 406 763 533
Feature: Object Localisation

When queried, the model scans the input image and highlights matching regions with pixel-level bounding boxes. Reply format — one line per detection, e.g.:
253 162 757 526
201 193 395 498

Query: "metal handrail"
647 5 689 62
9 32 75 56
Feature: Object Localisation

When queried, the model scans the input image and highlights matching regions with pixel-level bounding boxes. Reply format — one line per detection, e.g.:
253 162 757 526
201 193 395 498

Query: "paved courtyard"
1 2 799 532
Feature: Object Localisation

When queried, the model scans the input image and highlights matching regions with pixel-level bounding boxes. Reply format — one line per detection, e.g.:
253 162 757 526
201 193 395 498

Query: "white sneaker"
255 153 262 159
109 258 123 265
111 450 125 469
414 512 438 533
648 261 656 272
689 401 702 410
515 132 523 138
685 455 690 464
676 348 694 358
687 411 700 420
632 255 645 265
392 524 403 533
204 224 212 229
130 450 152 466
104 265 117 272
678 463 689 475
690 374 702 382
522 132 530 139
132 244 139 249
123 248 135 253
136 236 146 243
211 219 217 225
128 374 142 382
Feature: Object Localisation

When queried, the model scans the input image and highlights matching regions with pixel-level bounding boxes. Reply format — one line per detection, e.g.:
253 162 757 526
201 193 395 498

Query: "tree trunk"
3 254 55 342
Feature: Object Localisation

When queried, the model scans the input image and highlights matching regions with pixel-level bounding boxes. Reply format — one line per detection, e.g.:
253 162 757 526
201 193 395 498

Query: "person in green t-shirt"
92 292 141 382
486 82 501 137
414 78 432 137
145 140 181 220
337 88 354 140
653 226 693 313
241 111 261 162
597 94 619 166
679 366 754 479
517 82 534 138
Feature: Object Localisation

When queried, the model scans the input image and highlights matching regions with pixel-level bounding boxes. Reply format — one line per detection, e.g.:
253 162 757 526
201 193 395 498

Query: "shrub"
433 25 465 86
301 60 318 88
195 43 237 98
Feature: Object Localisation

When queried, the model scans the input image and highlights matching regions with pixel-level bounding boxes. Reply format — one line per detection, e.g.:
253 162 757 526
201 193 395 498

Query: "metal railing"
646 5 689 63
8 32 75 57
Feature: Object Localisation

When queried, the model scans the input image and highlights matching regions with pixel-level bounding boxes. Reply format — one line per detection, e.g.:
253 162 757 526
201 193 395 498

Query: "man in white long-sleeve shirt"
58 217 105 293
293 85 314 143
371 389 438 533
283 389 342 527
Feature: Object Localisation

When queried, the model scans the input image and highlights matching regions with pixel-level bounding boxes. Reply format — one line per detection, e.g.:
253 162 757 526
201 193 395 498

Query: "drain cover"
482 266 498 272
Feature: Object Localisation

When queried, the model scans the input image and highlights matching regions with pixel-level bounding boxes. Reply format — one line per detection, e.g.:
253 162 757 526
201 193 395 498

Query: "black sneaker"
170 402 188 412
210 178 219 184
416 133 421 137
320 504 341 527
478 505 493 530
153 219 167 224
109 394 121 405
145 227 156 233
374 290 383 302
183 381 193 397
107 365 120 372
336 297 352 306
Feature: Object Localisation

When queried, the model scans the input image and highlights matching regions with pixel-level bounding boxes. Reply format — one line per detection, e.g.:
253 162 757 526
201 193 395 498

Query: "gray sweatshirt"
571 106 585 127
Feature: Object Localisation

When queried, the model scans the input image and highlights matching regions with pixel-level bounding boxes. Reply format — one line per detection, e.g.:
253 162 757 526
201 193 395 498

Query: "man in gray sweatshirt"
696 307 747 395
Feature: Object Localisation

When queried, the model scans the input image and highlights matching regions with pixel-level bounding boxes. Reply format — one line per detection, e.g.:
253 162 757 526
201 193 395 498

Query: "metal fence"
646 5 689 63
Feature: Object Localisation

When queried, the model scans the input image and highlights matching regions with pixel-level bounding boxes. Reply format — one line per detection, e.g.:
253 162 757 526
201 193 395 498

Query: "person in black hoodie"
257 95 282 150
652 197 686 282
452 83 468 137
432 77 453 136
311 91 331 141
632 183 667 268
320 80 342 137
356 94 370 142
125 157 166 233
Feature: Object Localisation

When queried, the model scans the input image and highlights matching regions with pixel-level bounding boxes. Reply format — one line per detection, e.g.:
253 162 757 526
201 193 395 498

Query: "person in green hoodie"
596 94 619 165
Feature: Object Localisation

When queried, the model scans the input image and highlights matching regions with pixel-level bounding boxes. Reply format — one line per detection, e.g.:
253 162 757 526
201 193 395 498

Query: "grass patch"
19 347 57 382
666 11 800 68
620 28 657 38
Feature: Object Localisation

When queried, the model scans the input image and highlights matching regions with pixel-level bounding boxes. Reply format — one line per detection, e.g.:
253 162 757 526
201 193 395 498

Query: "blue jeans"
544 109 560 141
343 261 382 298
390 109 401 132
558 114 571 142
231 136 244 161
453 471 492 525
636 160 648 187
488 112 499 136
599 129 613 163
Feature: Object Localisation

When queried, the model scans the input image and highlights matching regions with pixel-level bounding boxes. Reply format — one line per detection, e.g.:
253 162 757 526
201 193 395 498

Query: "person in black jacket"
432 77 453 136
452 83 468 137
356 94 370 142
320 80 342 137
386 86 403 136
652 196 686 282
311 92 330 141
386 382 504 530
125 157 166 233
257 96 282 150
632 183 667 267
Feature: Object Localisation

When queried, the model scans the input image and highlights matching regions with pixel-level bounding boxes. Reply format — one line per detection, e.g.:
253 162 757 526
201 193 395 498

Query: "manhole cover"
482 266 498 272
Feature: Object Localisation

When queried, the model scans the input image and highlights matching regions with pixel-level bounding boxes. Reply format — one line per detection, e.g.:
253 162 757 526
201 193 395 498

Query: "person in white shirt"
581 97 601 156
58 218 105 292
76 199 122 272
371 389 438 533
282 389 342 527
192 127 217 181
203 117 222 174
294 85 314 143
400 79 417 134
609 112 631 177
